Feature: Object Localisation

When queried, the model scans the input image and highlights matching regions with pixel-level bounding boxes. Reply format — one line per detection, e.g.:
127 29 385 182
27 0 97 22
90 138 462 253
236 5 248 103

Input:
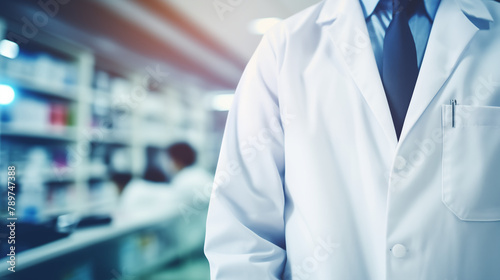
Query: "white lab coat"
204 0 500 279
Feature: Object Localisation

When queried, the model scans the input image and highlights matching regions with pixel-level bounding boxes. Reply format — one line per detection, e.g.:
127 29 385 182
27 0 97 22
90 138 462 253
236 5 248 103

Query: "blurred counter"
0 203 207 280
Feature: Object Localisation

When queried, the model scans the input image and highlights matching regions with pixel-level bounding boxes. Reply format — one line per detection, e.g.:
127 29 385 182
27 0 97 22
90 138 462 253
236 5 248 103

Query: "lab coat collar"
316 0 494 147
457 0 493 22
317 0 399 148
318 0 491 23
359 0 379 18
316 0 344 23
358 0 441 21
398 0 493 143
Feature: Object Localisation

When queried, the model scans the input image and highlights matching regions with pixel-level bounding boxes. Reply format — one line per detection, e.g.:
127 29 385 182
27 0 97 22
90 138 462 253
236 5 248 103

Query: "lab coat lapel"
398 0 493 143
317 0 398 149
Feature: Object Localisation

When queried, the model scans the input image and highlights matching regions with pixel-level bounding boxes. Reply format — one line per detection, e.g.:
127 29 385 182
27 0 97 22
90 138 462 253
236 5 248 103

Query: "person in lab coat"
163 142 215 254
120 143 213 218
204 0 500 279
164 142 214 197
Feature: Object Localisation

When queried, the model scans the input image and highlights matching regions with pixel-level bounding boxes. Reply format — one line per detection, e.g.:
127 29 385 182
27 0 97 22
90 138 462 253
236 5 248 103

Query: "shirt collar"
360 0 441 21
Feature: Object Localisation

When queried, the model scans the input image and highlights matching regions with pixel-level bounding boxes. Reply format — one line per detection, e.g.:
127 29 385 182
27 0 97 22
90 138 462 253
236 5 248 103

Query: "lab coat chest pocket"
442 105 500 221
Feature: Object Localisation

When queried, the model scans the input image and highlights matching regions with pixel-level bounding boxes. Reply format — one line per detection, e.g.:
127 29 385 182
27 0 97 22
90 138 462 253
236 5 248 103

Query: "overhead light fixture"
248 17 283 35
210 92 234 111
0 39 19 59
0 84 15 105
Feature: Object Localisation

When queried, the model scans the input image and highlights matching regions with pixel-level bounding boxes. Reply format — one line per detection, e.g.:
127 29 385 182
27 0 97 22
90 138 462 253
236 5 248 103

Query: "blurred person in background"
118 142 213 218
118 146 170 215
165 142 213 200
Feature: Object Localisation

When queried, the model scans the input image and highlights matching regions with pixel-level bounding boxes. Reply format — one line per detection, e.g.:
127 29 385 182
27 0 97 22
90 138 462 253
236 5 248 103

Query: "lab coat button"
394 156 407 170
391 244 407 258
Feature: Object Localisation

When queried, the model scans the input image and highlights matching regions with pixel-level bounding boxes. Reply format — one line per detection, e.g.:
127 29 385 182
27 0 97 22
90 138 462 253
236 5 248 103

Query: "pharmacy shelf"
0 76 79 102
0 206 182 277
11 175 76 185
45 175 77 184
12 167 77 184
90 135 132 146
0 21 215 279
0 125 77 142
86 174 110 181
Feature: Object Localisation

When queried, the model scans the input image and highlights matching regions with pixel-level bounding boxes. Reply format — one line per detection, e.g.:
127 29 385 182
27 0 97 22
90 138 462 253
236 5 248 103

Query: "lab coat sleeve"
204 25 287 280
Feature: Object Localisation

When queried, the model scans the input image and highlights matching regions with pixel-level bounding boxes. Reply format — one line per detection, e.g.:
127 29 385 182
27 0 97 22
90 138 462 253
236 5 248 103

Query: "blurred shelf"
13 167 76 184
133 249 179 278
0 75 79 101
0 207 182 277
13 175 76 185
0 125 77 142
91 139 131 146
90 132 132 146
87 175 110 181
45 176 76 184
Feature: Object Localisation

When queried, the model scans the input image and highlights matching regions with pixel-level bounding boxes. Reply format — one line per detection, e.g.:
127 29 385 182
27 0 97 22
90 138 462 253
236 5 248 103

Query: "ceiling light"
248 17 283 35
0 39 19 59
0 84 15 105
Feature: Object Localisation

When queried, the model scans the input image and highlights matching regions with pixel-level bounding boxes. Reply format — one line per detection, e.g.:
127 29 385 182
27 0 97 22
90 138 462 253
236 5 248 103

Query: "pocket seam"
441 105 500 222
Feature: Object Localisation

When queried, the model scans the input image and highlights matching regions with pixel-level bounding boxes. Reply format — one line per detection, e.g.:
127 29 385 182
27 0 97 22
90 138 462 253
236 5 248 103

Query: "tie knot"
393 0 419 16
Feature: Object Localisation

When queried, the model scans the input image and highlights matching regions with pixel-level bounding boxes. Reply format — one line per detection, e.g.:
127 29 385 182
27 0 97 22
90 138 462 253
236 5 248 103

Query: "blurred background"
0 0 319 279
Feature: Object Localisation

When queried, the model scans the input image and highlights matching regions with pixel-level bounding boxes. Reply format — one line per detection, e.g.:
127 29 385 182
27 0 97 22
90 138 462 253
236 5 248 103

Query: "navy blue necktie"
382 0 419 139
